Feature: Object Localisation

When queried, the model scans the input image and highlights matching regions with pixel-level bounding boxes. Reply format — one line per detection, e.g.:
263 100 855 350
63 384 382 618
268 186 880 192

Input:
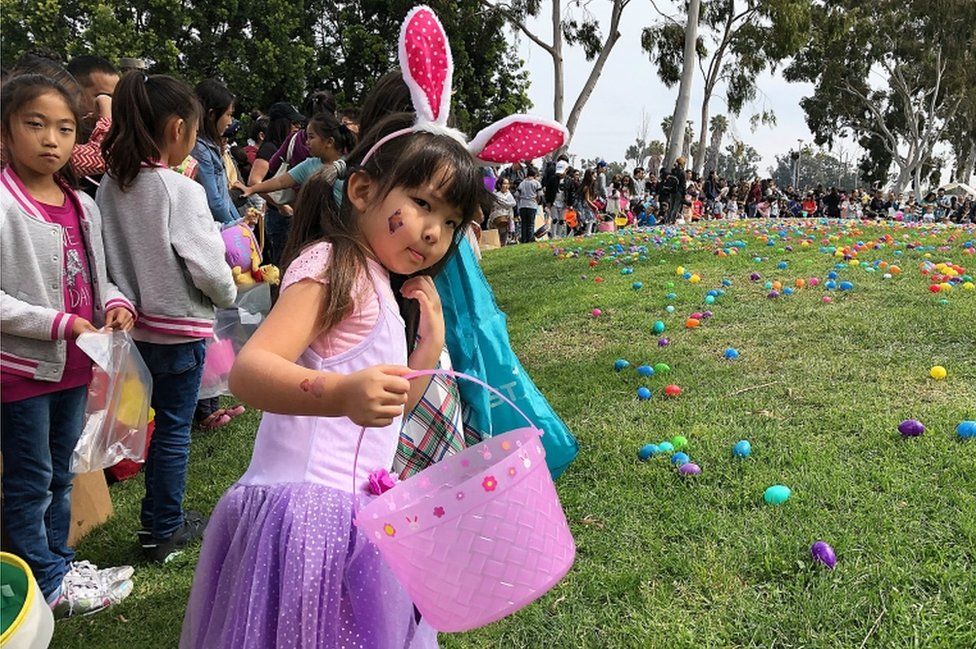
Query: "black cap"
268 102 304 123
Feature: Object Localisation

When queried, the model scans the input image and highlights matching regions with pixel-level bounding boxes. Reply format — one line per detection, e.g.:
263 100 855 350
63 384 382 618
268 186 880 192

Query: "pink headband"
360 5 568 167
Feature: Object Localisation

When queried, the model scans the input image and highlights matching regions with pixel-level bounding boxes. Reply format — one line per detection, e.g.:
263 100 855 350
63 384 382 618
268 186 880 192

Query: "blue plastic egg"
638 444 658 461
839 281 853 291
825 280 837 290
614 359 630 371
670 452 690 466
724 348 740 360
666 292 677 300
666 305 675 313
653 320 666 334
632 281 643 290
704 295 716 305
722 278 733 287
637 365 654 377
733 440 752 457
777 261 788 270
827 271 838 280
763 485 791 505
658 441 674 453
958 421 976 439
637 387 652 401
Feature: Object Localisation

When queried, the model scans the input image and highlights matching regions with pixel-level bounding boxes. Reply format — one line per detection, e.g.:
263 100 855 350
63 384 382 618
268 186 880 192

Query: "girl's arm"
194 145 237 224
398 275 446 413
247 158 270 187
229 279 412 427
241 171 294 197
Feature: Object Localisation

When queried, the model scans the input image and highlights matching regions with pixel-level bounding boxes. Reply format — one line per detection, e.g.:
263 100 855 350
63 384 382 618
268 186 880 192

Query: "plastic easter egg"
724 348 740 360
964 282 975 291
637 387 652 401
957 421 976 439
676 266 685 275
632 281 643 290
670 452 690 466
810 541 837 569
704 295 716 305
683 272 692 280
685 318 701 329
764 281 774 290
750 273 762 281
722 278 733 287
591 308 602 317
671 435 688 450
690 312 704 320
822 296 832 303
767 290 780 299
777 261 788 270
929 365 947 380
825 280 837 290
666 305 676 313
658 338 670 347
772 281 783 291
637 365 654 377
702 310 713 319
594 277 603 283
795 279 805 288
653 320 666 334
938 298 949 306
883 273 892 279
763 485 791 505
678 462 701 476
783 287 795 296
654 362 670 374
732 440 752 458
614 359 630 372
638 444 658 461
827 271 838 280
808 277 820 287
667 281 675 288
658 441 674 453
898 419 925 437
839 281 854 291
690 274 701 284
666 292 677 300
664 384 682 397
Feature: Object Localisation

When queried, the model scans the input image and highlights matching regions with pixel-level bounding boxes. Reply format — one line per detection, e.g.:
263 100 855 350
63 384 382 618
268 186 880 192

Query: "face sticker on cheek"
388 209 404 235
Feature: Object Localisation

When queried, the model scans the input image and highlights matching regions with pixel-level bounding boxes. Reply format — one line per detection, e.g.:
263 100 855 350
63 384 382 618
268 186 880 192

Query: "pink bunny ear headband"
360 5 569 167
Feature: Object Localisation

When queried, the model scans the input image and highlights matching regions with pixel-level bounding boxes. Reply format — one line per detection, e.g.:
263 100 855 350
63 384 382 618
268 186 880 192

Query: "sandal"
197 410 232 430
224 404 246 419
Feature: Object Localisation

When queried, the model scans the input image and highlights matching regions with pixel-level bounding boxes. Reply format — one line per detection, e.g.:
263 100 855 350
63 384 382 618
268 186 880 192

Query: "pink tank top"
238 242 408 493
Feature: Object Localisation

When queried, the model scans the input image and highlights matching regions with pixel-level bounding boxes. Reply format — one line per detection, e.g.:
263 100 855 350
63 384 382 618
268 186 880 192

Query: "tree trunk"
648 154 662 175
707 125 725 173
965 146 976 183
551 0 563 123
665 0 701 168
565 1 629 142
694 99 710 175
913 165 923 197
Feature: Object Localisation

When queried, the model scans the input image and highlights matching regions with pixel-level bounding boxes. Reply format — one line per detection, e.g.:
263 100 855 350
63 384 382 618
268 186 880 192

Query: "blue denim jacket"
190 137 237 224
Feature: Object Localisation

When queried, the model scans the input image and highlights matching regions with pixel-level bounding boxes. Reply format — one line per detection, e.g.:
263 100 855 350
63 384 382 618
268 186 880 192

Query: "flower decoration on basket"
367 468 398 496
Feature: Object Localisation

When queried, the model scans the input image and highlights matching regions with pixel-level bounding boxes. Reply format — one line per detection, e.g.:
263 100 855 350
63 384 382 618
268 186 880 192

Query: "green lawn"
56 220 975 648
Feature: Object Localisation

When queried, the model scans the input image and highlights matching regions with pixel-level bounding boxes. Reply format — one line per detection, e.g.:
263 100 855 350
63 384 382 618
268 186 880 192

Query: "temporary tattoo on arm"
300 376 327 398
388 209 403 234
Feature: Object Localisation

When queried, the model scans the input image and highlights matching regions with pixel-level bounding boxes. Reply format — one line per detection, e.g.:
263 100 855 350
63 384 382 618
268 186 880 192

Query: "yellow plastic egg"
930 366 947 380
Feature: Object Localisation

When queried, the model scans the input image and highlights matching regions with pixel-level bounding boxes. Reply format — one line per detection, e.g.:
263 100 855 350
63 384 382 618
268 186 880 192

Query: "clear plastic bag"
72 331 153 473
198 283 271 400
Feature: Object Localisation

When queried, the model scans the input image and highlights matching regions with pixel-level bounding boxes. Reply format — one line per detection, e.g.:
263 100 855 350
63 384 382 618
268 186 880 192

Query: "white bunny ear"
468 115 569 163
398 5 453 126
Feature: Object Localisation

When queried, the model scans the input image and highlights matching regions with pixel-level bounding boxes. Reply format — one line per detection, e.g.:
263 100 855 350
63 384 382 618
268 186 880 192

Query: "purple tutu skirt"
180 482 438 649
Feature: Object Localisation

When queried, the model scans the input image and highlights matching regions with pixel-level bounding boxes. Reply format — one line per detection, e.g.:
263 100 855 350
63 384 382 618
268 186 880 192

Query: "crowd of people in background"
483 155 976 245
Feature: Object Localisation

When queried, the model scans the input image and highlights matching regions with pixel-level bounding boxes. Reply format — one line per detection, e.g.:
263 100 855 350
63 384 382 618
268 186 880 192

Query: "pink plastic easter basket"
354 369 576 632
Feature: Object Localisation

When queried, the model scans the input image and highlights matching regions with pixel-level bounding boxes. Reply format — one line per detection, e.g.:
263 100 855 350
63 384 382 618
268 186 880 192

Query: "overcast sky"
511 1 862 176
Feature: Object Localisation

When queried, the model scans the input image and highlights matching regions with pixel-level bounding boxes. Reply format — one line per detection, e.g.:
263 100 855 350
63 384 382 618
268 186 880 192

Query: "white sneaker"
68 560 135 589
50 575 111 619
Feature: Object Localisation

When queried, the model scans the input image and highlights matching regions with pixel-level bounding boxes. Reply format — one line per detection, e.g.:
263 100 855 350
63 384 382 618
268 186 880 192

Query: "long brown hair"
101 72 200 190
282 112 487 335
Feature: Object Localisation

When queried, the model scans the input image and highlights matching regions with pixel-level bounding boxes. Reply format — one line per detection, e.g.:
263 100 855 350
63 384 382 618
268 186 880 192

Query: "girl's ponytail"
102 72 200 190
307 112 358 156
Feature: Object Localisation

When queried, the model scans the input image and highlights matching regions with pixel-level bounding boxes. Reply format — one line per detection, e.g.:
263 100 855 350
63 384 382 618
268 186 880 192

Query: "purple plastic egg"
898 419 925 437
678 462 701 476
768 290 780 298
810 541 837 569
702 310 713 319
658 337 670 347
750 272 762 281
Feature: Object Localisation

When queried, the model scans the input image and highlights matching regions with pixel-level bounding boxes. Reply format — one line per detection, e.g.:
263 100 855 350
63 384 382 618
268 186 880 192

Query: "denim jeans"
519 207 537 243
1 385 88 600
135 340 206 539
263 206 290 267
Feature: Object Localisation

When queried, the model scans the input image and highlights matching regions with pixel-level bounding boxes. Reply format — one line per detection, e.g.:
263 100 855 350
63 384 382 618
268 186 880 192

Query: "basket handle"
352 368 540 501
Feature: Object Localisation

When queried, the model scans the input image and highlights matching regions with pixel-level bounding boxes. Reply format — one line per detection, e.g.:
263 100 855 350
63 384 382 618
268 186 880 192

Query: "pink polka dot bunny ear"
468 115 570 164
399 5 453 126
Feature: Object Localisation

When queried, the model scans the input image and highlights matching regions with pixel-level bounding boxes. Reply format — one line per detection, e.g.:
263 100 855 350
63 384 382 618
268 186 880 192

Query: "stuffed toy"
221 221 280 286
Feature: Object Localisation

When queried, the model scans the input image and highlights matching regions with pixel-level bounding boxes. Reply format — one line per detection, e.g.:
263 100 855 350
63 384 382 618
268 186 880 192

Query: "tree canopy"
0 0 532 134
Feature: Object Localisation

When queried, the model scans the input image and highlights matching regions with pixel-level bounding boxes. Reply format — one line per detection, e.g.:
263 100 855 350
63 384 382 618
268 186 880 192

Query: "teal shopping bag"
434 238 579 478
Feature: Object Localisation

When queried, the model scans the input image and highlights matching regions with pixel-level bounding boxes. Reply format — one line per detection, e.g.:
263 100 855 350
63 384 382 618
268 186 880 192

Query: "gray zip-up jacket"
96 166 237 341
1 167 134 383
